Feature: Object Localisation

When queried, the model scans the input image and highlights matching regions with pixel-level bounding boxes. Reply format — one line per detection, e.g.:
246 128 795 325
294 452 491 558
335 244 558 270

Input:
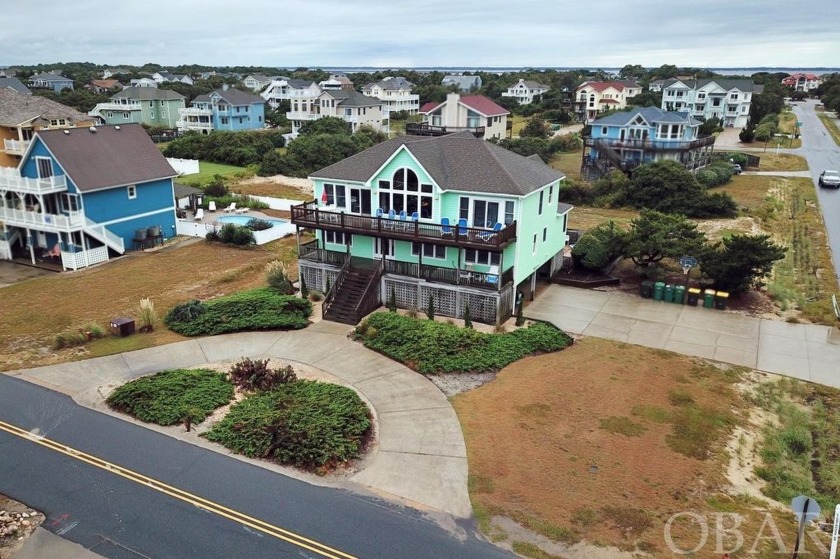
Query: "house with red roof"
413 93 509 140
575 81 642 122
781 73 822 92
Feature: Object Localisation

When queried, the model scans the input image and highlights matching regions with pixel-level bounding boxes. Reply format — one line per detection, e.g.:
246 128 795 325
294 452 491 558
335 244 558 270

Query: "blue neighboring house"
581 106 716 180
29 72 75 92
176 87 266 133
0 123 177 270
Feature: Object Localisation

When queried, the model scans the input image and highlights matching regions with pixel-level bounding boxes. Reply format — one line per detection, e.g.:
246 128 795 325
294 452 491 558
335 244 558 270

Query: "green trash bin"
686 287 701 306
715 291 729 310
664 284 674 302
703 289 716 308
653 281 665 301
640 280 653 298
674 285 685 304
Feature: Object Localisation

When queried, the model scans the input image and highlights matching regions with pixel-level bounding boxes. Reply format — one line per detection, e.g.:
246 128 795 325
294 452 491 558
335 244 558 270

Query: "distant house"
319 73 354 91
89 87 186 129
0 124 177 269
243 74 273 91
288 90 386 136
415 93 509 140
0 68 19 78
130 78 158 88
660 78 763 128
0 89 95 167
261 77 321 109
648 79 667 93
575 81 642 122
178 87 266 133
441 74 482 92
361 77 420 115
289 132 571 325
102 68 129 79
501 79 550 105
782 73 822 92
582 106 715 181
29 72 74 92
153 71 193 86
87 79 123 94
0 77 31 95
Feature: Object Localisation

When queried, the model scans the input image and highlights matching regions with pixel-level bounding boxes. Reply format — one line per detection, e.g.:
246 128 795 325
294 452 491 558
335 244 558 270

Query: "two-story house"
782 73 822 92
441 74 482 92
660 78 763 128
319 73 354 91
288 90 387 136
0 124 177 270
290 132 572 325
575 81 642 122
414 93 509 140
581 107 715 181
501 79 550 105
89 87 186 129
129 78 158 88
0 89 95 168
261 77 321 110
361 77 420 115
177 88 266 133
243 74 273 91
29 72 74 92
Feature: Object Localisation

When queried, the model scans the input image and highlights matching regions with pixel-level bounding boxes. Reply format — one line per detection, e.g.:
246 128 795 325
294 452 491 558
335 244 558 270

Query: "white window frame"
464 249 501 266
35 157 53 179
324 230 351 245
127 185 137 199
411 242 446 259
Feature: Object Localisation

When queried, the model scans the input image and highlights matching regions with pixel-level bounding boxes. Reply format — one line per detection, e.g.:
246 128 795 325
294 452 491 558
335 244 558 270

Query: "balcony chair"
375 208 384 218
477 222 503 243
457 218 468 237
411 211 419 223
383 209 396 230
397 210 408 230
486 265 500 286
440 217 453 237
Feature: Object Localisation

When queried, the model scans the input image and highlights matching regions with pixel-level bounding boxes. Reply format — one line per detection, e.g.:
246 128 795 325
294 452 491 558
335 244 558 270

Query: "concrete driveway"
526 285 840 388
0 261 54 288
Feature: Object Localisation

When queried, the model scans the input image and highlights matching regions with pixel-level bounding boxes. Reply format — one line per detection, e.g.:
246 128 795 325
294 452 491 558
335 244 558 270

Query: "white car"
819 170 840 188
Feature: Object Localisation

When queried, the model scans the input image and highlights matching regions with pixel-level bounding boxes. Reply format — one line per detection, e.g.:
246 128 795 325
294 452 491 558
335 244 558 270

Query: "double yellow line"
0 419 358 559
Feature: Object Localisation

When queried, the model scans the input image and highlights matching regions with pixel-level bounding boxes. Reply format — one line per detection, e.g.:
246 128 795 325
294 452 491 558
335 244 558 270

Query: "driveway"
0 261 54 288
526 285 840 387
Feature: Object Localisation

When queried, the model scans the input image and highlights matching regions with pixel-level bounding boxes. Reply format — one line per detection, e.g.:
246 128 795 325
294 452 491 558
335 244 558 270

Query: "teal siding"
511 180 566 285
371 148 434 187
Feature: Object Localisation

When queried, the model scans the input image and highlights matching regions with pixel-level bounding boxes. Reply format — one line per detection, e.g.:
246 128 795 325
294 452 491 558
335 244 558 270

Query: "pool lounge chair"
208 201 217 212
223 202 236 213
194 208 204 221
477 222 503 243
235 206 250 214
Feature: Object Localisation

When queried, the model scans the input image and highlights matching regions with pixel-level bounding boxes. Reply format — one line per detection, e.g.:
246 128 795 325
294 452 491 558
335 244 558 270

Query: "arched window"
378 168 434 218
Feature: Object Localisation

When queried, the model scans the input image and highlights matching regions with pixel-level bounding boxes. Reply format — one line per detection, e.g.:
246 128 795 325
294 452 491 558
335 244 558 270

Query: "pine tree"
426 294 435 320
300 275 308 297
389 286 397 312
463 302 473 329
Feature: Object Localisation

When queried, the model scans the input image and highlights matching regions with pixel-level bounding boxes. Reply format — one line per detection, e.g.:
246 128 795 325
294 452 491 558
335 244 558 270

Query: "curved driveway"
8 320 472 518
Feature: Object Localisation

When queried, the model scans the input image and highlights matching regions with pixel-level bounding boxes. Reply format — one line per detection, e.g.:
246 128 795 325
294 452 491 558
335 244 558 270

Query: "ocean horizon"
314 66 839 76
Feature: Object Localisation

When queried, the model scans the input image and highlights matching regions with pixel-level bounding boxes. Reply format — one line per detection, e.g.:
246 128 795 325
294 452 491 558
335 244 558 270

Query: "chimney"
445 92 461 128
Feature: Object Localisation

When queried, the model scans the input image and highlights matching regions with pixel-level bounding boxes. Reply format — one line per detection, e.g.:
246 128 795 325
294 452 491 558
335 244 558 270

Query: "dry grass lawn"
549 152 582 181
567 206 637 231
453 338 807 557
751 153 808 172
0 236 301 372
234 181 311 200
716 175 774 211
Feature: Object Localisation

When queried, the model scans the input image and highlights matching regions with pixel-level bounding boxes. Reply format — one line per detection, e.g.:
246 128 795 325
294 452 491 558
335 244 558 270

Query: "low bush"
53 323 106 349
229 357 298 391
166 288 311 336
165 299 206 324
204 380 371 470
356 313 572 374
106 368 234 425
214 223 255 246
246 218 273 231
266 260 295 294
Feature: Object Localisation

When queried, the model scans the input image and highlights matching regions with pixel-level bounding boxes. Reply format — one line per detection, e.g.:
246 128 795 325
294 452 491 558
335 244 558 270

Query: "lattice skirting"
382 276 514 324
61 246 109 270
299 261 341 293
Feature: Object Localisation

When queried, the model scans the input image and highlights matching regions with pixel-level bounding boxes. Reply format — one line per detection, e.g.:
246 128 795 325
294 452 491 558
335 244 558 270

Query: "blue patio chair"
440 217 453 236
457 218 468 237
384 209 396 229
410 211 419 222
397 210 408 230
375 208 384 218
477 222 503 243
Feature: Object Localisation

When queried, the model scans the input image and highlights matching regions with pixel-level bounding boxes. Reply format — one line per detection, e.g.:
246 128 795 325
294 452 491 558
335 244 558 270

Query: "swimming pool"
216 215 288 227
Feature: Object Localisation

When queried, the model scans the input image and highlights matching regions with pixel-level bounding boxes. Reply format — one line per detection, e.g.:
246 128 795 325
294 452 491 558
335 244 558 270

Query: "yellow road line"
0 419 359 559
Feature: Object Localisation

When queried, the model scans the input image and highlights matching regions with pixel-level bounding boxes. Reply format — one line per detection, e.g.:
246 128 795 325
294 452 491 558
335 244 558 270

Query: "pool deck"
177 209 296 244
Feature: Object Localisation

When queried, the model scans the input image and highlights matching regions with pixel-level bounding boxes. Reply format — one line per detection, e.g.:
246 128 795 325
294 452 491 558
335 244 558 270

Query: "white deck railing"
84 217 125 253
0 206 83 231
0 168 67 194
3 139 30 155
178 107 213 117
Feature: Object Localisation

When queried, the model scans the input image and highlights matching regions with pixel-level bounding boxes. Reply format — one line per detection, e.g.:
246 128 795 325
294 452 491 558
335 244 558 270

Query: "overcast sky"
4 0 838 69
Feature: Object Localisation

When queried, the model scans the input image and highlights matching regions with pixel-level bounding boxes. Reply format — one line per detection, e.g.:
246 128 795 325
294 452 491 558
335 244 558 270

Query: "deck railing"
322 257 351 319
405 123 485 137
298 240 350 266
383 259 513 292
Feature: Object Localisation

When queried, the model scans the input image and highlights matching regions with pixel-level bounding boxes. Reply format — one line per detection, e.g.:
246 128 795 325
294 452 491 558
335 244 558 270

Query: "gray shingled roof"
591 106 701 126
113 87 185 101
0 88 89 126
30 72 71 82
521 80 549 89
37 123 176 192
323 90 382 108
663 78 762 93
362 77 414 91
194 88 264 106
0 77 31 94
311 132 564 196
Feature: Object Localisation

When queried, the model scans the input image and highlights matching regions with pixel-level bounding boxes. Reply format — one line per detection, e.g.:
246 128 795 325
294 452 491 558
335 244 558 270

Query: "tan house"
289 90 387 136
416 93 509 140
575 81 642 122
0 89 95 167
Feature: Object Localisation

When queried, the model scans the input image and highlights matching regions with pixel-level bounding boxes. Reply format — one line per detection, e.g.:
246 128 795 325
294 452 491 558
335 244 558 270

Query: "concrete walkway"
742 170 812 177
526 285 840 388
8 320 471 519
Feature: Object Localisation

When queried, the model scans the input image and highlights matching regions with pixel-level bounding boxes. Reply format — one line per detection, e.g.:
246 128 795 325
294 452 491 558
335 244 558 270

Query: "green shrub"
165 299 206 325
218 223 238 243
106 368 234 425
205 230 219 242
231 226 255 246
53 330 88 350
463 302 472 329
266 260 295 294
229 358 298 391
696 169 720 187
204 380 371 470
166 288 311 336
358 312 572 374
204 175 228 197
246 218 272 231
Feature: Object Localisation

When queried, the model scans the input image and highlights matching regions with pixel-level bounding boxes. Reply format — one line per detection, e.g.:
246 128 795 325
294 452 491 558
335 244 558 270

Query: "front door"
349 188 372 215
374 238 395 259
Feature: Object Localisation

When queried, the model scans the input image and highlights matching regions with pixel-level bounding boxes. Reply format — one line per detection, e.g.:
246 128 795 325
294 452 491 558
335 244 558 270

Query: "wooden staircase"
322 258 383 325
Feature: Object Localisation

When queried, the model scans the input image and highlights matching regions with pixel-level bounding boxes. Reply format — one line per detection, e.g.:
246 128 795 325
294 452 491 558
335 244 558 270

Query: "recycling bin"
703 289 716 309
653 281 665 301
674 285 685 304
715 291 729 310
664 284 674 303
686 288 701 306
640 280 653 298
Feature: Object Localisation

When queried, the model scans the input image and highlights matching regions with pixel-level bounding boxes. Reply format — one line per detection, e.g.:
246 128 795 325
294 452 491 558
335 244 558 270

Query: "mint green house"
89 87 186 129
290 132 572 324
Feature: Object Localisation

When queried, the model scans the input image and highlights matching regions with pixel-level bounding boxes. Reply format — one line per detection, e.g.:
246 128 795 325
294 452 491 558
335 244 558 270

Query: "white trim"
94 206 175 227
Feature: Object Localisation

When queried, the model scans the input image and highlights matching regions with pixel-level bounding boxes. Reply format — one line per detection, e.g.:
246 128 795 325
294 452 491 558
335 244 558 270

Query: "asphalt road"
0 375 515 559
791 99 840 279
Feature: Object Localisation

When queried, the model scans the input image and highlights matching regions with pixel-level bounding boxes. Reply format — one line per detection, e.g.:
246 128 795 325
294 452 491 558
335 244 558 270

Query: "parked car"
819 170 840 188
731 164 742 175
